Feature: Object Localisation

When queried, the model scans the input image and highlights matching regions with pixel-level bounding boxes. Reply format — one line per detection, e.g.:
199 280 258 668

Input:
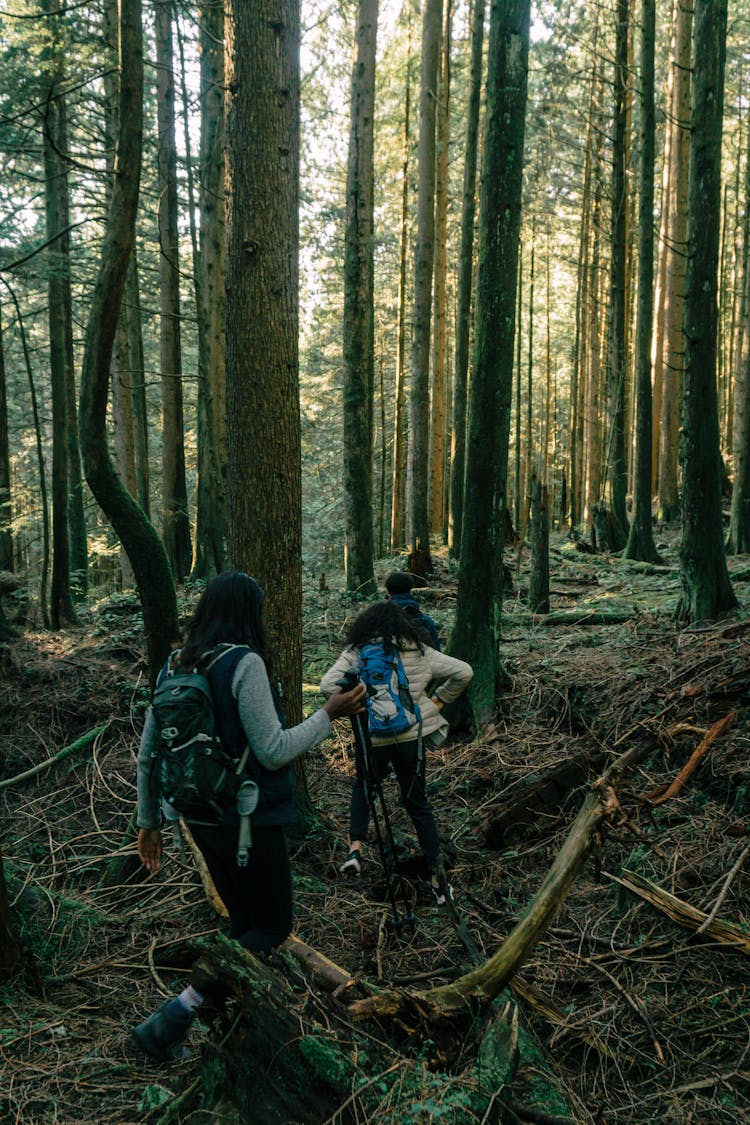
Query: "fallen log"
0 723 109 790
348 786 621 1023
645 709 736 805
484 754 598 848
604 869 750 956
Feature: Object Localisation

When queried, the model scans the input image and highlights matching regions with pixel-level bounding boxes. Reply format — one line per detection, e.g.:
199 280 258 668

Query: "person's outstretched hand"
323 682 366 720
138 826 163 873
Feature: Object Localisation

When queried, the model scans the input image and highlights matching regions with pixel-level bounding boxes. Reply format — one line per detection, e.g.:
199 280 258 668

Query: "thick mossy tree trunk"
624 0 663 565
676 0 737 623
448 0 484 559
79 0 178 685
342 0 377 596
449 0 531 729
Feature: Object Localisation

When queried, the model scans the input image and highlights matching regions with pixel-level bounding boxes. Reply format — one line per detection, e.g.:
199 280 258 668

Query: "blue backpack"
358 642 422 742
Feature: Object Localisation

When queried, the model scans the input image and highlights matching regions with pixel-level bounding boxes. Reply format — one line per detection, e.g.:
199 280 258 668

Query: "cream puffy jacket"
320 642 473 746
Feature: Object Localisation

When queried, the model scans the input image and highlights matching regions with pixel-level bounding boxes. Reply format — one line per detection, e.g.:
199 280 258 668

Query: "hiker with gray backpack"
320 601 472 905
132 571 364 1061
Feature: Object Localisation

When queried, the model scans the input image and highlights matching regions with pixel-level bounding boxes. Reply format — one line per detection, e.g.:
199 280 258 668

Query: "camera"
336 669 360 692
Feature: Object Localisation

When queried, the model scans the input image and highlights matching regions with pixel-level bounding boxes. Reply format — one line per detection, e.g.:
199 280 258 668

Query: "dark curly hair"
345 601 426 653
177 571 273 673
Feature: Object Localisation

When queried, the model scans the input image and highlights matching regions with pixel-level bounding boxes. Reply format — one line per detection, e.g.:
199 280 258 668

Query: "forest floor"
1 528 750 1124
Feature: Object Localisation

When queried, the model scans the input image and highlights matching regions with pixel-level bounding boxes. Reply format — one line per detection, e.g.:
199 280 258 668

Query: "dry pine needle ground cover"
1 534 750 1124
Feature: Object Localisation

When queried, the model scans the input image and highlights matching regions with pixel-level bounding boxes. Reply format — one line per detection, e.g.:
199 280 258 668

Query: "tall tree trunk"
429 0 452 540
79 0 179 686
343 0 377 595
389 11 414 553
42 0 76 627
125 253 150 517
188 0 227 580
624 0 662 564
676 0 737 623
111 310 137 586
583 78 605 535
225 2 303 704
155 0 192 582
2 281 50 625
448 0 483 558
726 105 750 555
56 86 87 600
406 0 441 565
604 0 629 549
0 299 12 573
658 0 692 523
449 0 531 730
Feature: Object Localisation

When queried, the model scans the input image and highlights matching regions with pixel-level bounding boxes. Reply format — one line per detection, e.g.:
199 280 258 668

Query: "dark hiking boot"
132 999 194 1062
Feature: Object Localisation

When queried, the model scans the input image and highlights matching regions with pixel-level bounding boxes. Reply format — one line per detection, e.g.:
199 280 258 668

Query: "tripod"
348 708 416 932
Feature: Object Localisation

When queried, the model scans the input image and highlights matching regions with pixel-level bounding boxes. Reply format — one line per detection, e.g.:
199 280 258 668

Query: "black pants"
349 738 440 875
189 822 292 953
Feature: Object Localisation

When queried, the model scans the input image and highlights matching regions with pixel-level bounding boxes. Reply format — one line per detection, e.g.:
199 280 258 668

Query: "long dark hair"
177 571 273 673
346 601 426 653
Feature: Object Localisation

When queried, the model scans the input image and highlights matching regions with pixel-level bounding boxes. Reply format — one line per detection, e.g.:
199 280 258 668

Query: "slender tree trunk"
450 0 531 729
429 0 452 540
726 104 750 554
624 0 662 563
125 253 150 517
56 90 87 600
406 0 441 564
343 0 377 595
583 88 605 534
389 13 414 553
658 0 692 523
41 0 76 627
604 0 629 549
448 0 484 558
79 0 179 685
514 246 522 529
0 299 12 573
527 474 549 614
676 0 737 623
155 0 192 582
189 0 227 579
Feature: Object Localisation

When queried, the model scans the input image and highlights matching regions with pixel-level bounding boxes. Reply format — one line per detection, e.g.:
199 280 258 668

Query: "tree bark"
428 0 452 541
191 0 227 579
604 0 630 549
624 0 662 564
79 0 179 685
449 0 531 729
155 0 192 583
527 475 549 614
406 0 441 564
448 0 484 558
658 0 692 523
389 9 414 553
342 0 377 595
225 1 306 752
0 298 11 573
676 0 737 623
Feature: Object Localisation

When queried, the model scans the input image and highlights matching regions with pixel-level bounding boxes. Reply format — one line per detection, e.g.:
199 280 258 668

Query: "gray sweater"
137 651 332 830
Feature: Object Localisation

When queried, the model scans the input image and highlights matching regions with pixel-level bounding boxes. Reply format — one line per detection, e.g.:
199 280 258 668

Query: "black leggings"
189 823 293 953
349 738 440 875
